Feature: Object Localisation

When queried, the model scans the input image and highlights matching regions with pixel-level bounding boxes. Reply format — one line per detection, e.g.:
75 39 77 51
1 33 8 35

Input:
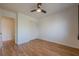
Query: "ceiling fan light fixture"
30 3 46 13
36 8 41 12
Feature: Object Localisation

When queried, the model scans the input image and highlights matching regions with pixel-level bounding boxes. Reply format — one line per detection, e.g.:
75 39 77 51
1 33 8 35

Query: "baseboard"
35 39 79 49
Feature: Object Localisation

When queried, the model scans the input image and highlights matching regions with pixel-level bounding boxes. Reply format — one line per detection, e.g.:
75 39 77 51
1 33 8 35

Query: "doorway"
0 16 16 47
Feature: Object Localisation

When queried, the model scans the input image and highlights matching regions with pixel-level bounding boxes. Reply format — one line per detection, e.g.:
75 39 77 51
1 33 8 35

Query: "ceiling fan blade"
41 9 46 13
31 9 36 12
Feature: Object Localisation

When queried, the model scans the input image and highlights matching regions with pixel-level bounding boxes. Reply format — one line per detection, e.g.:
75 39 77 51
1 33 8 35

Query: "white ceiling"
0 3 74 19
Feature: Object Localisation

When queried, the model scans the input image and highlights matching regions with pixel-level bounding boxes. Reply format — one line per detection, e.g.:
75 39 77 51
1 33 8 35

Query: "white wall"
38 5 79 48
0 8 16 19
17 13 38 44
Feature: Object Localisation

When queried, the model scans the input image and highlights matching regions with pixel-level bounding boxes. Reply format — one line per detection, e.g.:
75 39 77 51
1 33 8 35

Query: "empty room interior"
0 3 79 56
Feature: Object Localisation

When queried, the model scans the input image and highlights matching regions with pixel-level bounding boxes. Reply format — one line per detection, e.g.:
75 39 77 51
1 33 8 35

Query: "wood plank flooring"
0 39 79 56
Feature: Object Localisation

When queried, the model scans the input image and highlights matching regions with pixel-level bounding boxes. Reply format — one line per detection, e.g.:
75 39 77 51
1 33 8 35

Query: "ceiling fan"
30 3 47 13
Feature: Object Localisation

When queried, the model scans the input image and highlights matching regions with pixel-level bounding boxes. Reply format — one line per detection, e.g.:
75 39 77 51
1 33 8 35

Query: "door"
1 16 15 47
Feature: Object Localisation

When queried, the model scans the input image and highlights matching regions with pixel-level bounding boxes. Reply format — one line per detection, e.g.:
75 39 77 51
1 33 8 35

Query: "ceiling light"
36 8 41 12
31 3 46 13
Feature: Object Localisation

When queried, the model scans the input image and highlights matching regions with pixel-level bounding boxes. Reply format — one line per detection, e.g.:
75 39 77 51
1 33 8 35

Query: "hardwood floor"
3 39 15 47
0 39 79 56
